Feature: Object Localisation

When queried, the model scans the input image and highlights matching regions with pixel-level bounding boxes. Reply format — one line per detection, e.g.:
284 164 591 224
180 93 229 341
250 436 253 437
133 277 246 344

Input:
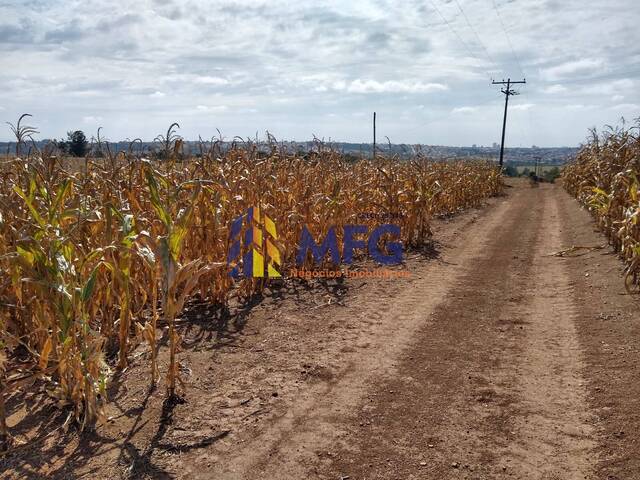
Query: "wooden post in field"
373 112 377 160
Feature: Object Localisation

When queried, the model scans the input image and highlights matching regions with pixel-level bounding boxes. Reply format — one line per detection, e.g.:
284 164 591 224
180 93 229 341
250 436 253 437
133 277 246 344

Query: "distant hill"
0 140 577 165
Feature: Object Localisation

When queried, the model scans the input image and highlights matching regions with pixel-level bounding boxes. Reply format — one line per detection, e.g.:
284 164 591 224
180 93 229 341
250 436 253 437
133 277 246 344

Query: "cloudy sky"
0 0 638 146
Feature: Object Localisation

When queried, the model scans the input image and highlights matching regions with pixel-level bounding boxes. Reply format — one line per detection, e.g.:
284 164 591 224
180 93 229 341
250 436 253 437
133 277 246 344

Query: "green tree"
67 130 88 157
503 164 518 177
56 138 68 155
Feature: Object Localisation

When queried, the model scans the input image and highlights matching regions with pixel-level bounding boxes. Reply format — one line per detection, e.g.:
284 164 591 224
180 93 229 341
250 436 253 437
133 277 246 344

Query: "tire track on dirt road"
500 187 595 478
320 183 597 479
193 190 520 479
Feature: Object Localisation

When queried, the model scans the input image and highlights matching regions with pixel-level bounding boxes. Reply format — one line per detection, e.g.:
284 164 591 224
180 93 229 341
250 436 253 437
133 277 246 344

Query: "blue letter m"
296 226 340 266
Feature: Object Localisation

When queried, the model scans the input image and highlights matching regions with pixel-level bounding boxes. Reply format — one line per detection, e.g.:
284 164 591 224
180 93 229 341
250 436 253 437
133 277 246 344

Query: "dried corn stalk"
0 117 503 441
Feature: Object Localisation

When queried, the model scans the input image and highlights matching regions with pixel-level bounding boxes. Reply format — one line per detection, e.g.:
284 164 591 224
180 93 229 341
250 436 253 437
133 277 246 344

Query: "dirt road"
3 181 639 480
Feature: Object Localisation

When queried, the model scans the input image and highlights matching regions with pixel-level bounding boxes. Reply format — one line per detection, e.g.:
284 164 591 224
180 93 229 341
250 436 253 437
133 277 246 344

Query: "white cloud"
609 103 639 111
344 79 448 94
511 103 535 111
193 76 229 86
579 79 635 96
165 74 230 87
83 115 103 123
542 84 567 94
452 106 477 114
565 104 596 111
195 105 228 113
149 91 166 98
304 77 449 95
541 59 605 81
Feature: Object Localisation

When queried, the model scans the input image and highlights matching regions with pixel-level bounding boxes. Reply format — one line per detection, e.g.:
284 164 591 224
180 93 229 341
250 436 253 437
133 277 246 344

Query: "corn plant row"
0 120 503 448
562 120 640 291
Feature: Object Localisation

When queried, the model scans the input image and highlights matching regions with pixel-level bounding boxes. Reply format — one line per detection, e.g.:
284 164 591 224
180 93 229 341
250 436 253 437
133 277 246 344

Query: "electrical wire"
491 0 525 78
426 0 494 81
452 0 496 69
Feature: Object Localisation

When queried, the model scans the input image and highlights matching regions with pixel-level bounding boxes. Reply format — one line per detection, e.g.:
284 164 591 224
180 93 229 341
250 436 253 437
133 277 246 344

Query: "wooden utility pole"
492 78 526 169
372 111 377 159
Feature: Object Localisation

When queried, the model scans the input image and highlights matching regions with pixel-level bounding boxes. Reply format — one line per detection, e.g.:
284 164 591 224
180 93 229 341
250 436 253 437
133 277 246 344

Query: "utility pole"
492 78 526 169
373 111 377 159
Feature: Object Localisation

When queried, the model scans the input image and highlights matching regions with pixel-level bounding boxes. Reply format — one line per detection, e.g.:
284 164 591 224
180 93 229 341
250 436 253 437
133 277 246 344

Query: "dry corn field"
0 122 503 449
562 121 640 292
2 122 640 480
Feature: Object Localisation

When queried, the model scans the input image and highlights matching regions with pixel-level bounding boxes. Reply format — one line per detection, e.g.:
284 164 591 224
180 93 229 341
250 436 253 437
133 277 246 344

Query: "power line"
427 0 493 81
452 0 496 69
491 0 525 78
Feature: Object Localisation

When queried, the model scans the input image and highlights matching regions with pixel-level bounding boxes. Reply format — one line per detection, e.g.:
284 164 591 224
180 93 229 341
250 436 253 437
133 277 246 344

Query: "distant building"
492 142 499 149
